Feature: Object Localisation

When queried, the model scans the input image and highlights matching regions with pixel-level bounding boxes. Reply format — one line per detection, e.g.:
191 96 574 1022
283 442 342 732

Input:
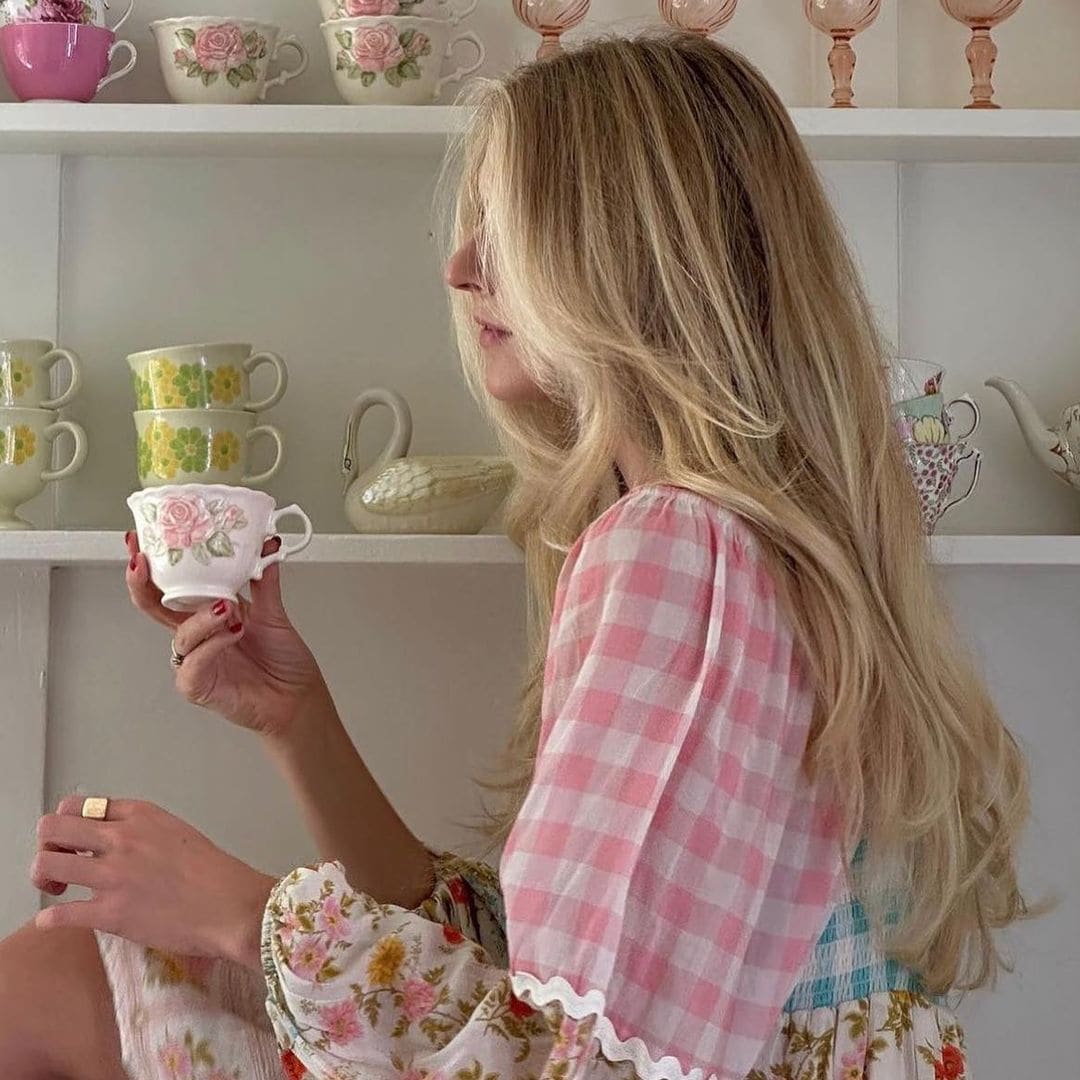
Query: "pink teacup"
0 22 136 101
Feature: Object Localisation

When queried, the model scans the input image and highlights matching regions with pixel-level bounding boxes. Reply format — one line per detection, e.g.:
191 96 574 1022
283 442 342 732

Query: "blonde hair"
442 33 1030 994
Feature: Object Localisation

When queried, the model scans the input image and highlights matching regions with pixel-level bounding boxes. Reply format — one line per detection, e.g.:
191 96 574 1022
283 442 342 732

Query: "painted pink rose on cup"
193 24 248 73
36 0 88 22
346 0 400 13
159 494 214 551
352 23 405 71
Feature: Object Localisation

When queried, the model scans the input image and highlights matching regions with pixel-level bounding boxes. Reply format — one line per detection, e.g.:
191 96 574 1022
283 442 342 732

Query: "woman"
0 34 1029 1080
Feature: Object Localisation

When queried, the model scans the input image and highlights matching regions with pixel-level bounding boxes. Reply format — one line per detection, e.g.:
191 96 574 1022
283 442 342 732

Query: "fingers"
172 598 238 658
125 532 186 631
174 623 247 704
37 813 112 856
30 849 109 893
35 897 111 934
54 795 142 821
248 536 285 616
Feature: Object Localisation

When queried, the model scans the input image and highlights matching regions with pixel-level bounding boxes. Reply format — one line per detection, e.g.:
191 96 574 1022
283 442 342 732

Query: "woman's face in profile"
446 235 546 405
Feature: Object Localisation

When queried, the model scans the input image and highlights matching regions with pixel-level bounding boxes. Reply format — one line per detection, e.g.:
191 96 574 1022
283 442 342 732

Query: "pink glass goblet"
804 0 882 108
513 0 591 60
658 0 739 36
939 0 1023 109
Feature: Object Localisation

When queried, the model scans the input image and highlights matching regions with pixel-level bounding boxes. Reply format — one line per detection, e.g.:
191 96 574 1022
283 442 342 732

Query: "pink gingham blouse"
260 484 844 1080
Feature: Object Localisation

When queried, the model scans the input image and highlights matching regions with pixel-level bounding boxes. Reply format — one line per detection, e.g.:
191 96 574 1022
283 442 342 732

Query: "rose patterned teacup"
0 22 136 101
904 440 982 534
1 0 133 31
0 406 87 530
322 16 485 106
0 339 82 409
318 0 478 26
128 343 288 413
895 393 981 446
886 357 945 404
133 408 284 488
127 484 313 611
151 17 308 105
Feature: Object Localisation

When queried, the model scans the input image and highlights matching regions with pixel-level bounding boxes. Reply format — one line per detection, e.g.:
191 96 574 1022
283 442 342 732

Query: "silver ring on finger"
170 640 185 668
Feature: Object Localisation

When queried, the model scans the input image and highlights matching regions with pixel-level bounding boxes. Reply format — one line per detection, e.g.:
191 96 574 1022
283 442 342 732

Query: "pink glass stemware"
657 0 739 36
939 0 1023 109
513 0 591 60
804 0 882 109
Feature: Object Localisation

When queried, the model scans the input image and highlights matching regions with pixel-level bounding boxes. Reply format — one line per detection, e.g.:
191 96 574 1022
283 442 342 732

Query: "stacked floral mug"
318 0 483 106
127 343 314 614
0 339 87 529
889 357 983 533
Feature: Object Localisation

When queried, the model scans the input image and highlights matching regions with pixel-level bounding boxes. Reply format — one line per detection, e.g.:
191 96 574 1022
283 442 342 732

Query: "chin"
482 348 547 405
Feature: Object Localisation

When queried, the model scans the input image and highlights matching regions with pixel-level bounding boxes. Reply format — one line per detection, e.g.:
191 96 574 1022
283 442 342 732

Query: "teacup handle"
108 0 134 32
253 505 313 580
439 0 479 25
939 446 982 519
97 39 137 94
945 394 981 442
38 346 82 410
241 424 284 486
243 350 289 413
435 30 485 97
40 420 88 483
260 33 308 101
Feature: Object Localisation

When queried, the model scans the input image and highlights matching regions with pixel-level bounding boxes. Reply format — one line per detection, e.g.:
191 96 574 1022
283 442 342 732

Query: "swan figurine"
342 388 514 534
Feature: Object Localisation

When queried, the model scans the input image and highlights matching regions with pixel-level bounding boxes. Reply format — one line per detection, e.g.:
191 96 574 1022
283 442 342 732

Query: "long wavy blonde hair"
441 32 1030 994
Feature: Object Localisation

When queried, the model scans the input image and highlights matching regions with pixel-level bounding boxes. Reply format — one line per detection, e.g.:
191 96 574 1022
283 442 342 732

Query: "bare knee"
0 919 125 1080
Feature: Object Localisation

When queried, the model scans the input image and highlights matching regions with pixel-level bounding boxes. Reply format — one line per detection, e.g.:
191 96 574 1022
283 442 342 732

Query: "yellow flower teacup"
128 343 288 413
0 406 88 529
134 408 284 488
0 339 82 409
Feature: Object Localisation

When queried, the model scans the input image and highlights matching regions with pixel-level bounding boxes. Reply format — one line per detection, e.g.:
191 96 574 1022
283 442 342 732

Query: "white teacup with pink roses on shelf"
319 0 478 26
150 17 308 104
1 0 133 31
322 15 484 105
127 484 313 612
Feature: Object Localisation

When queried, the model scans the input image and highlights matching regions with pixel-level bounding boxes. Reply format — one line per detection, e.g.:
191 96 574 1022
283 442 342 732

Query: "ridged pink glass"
657 0 739 36
513 0 591 60
804 0 881 109
939 0 1023 109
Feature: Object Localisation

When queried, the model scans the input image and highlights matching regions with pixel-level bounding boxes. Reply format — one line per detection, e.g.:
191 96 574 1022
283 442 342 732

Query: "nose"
446 236 482 293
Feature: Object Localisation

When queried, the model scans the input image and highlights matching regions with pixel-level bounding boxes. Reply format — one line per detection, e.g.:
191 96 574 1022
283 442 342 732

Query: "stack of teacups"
0 0 136 102
0 339 87 530
318 0 484 105
128 343 289 488
888 357 982 533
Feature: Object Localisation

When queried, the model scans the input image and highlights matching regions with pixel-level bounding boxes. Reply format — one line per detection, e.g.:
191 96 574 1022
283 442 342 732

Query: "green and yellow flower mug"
134 408 284 489
128 343 289 413
0 406 88 529
0 339 82 409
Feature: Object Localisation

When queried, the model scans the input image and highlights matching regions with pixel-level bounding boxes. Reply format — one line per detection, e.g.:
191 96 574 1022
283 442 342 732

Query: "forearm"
259 683 435 909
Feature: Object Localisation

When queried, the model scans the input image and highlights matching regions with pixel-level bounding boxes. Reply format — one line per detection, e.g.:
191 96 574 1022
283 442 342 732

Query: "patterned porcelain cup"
904 440 982 534
894 392 981 446
317 0 478 24
151 17 308 105
886 357 945 403
1 0 133 31
0 339 82 409
322 16 485 105
127 484 313 611
0 406 87 530
128 343 288 413
133 408 284 488
0 22 136 101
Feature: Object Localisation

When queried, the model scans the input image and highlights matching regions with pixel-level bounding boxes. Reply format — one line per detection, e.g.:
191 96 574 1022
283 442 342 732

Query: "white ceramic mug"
151 17 308 104
317 0 478 26
0 339 82 409
127 484 313 611
322 16 484 105
1 0 133 31
0 406 87 529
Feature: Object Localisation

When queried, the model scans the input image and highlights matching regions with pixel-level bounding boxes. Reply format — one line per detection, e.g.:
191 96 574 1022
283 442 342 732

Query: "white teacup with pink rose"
151 17 308 104
317 0 478 26
127 484 313 611
322 15 484 105
1 0 133 31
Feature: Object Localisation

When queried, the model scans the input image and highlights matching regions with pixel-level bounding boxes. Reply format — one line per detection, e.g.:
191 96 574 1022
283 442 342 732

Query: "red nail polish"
129 555 138 572
124 530 133 546
229 622 243 634
212 600 228 616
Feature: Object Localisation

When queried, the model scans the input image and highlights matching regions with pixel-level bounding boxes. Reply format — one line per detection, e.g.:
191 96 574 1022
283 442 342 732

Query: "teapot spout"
985 377 1068 477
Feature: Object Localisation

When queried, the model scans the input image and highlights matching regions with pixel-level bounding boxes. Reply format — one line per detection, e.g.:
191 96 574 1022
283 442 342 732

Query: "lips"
476 315 511 348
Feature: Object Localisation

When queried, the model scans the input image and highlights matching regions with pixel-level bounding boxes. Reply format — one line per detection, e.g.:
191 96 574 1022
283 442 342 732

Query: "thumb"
249 536 286 616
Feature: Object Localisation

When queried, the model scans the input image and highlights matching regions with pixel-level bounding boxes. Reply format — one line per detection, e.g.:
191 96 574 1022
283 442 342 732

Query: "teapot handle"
342 388 413 490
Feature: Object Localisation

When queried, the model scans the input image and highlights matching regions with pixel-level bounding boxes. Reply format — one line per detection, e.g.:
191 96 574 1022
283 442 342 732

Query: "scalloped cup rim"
150 17 279 29
127 483 276 505
320 14 448 26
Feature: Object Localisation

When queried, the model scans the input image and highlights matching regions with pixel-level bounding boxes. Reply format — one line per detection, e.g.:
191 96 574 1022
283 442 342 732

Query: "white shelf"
0 104 1078 161
1 532 1078 567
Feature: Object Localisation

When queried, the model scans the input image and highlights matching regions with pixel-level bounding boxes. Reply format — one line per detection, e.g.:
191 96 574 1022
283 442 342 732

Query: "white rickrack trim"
509 971 719 1080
